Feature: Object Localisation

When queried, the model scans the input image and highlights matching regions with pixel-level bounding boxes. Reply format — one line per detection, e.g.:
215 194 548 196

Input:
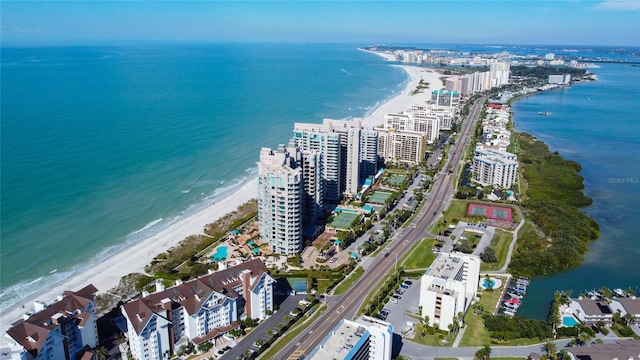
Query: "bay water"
512 63 640 319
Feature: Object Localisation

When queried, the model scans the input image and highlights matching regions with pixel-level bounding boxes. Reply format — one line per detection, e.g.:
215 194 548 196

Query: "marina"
498 277 530 317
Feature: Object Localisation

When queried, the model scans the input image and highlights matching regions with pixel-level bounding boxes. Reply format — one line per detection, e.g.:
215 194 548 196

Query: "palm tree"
577 331 592 346
542 341 557 360
475 344 492 360
93 346 108 360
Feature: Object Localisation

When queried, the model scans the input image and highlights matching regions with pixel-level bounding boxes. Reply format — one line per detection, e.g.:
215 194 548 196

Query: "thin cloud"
592 0 640 10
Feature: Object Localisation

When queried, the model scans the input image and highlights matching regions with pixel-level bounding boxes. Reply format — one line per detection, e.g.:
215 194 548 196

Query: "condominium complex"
489 61 511 88
121 259 275 360
377 128 427 166
258 145 305 255
431 90 460 107
383 112 439 143
292 118 378 201
406 103 455 131
446 62 510 96
419 252 481 331
472 148 519 189
306 316 393 360
4 285 99 360
548 74 571 85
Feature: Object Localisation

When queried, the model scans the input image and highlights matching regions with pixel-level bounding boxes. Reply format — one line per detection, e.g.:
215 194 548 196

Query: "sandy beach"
0 179 258 334
1 50 446 334
359 49 447 128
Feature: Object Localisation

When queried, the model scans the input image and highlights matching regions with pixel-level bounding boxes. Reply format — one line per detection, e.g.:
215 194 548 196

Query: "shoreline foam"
1 51 447 333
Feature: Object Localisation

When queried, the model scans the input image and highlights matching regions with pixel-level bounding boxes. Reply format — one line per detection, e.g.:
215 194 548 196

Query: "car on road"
384 252 389 257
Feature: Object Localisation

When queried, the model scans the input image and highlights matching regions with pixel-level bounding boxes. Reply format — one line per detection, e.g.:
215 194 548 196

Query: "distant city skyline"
2 1 639 46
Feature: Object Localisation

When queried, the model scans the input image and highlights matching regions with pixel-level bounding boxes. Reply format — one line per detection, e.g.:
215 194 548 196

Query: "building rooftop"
615 297 640 315
307 319 368 360
568 339 640 360
573 298 613 316
427 252 466 281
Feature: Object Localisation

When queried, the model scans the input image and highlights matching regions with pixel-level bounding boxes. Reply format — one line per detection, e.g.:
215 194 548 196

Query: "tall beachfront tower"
431 90 460 107
292 118 378 202
258 145 303 255
489 61 511 87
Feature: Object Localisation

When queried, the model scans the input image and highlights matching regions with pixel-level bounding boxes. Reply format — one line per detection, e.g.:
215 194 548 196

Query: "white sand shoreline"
1 178 258 334
1 51 447 334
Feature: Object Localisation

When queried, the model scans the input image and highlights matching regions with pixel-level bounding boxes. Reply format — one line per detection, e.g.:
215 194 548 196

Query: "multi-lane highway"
277 96 487 360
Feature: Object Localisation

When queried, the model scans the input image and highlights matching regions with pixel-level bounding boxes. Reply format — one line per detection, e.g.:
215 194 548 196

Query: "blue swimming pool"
211 246 228 261
562 316 578 327
483 278 495 289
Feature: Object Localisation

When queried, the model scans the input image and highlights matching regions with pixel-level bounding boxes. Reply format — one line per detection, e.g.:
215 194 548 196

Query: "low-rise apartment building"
3 285 99 360
121 259 275 360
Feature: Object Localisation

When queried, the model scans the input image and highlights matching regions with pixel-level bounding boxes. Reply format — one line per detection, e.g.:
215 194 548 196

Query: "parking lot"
375 277 423 338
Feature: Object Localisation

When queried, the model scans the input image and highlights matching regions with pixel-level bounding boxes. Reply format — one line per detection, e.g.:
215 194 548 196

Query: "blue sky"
2 1 639 46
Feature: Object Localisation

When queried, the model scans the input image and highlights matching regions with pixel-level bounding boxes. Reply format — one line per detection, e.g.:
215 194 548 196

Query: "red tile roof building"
3 285 99 360
120 259 275 359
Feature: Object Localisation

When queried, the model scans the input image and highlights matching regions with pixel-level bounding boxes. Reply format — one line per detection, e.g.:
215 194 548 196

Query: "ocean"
0 43 408 311
511 62 640 319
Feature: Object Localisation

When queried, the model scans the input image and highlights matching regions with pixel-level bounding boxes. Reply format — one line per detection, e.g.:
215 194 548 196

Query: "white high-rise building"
472 148 519 189
377 128 427 166
431 90 460 107
419 252 481 332
258 145 303 255
293 118 378 201
384 112 439 143
489 61 510 87
548 74 571 84
306 315 393 360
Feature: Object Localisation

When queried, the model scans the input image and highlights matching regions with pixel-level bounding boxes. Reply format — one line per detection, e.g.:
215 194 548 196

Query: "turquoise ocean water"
0 43 407 310
511 63 640 319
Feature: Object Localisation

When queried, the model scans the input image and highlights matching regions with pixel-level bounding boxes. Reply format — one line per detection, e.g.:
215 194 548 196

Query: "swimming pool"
562 316 578 327
483 278 495 289
211 246 228 261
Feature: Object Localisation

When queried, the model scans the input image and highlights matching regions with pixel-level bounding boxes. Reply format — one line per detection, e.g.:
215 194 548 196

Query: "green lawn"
333 267 364 295
460 284 546 347
316 279 334 294
429 200 469 234
400 238 436 269
459 288 503 346
481 229 511 272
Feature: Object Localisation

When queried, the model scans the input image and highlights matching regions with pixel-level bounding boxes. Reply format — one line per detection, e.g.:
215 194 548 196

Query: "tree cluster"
483 314 552 340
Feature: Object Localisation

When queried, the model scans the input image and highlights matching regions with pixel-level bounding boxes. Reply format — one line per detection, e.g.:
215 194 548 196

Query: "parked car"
389 298 398 304
392 294 401 299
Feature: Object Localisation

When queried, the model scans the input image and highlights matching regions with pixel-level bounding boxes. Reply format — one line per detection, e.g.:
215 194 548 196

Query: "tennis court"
385 174 408 187
467 204 513 222
329 211 360 229
366 190 395 204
